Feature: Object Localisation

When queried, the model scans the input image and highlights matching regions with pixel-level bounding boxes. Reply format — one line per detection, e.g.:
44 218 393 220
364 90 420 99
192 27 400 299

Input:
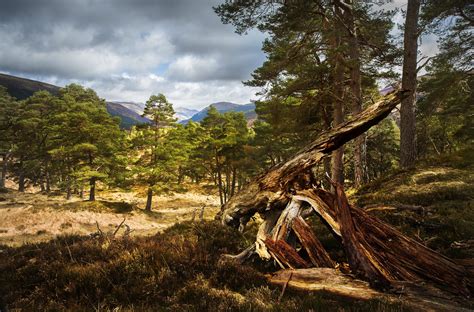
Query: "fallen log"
269 268 472 311
218 89 470 297
220 90 409 227
291 217 335 268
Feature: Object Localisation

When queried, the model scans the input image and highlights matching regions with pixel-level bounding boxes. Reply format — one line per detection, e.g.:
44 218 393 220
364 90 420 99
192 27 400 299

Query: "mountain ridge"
0 73 150 129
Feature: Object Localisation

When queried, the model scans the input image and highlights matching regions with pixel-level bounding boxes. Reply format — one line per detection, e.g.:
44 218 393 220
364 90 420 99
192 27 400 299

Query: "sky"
0 0 439 110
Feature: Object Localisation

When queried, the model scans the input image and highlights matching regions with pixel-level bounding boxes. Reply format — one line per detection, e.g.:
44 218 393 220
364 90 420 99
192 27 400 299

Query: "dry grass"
0 221 408 312
0 188 220 246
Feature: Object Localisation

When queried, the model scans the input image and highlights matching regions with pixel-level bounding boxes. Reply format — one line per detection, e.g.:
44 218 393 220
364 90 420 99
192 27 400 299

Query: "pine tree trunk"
18 171 25 192
46 170 51 193
0 153 8 189
344 0 365 187
331 2 345 188
230 167 237 197
89 177 96 201
145 188 153 211
66 186 72 200
215 150 224 206
400 0 420 168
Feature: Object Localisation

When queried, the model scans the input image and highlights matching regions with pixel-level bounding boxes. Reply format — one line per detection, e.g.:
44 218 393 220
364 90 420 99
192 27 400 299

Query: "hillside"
353 148 474 260
182 102 256 124
0 73 150 129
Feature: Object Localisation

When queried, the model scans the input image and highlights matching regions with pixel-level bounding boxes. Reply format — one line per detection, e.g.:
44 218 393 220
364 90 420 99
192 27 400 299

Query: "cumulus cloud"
0 0 439 107
0 0 266 108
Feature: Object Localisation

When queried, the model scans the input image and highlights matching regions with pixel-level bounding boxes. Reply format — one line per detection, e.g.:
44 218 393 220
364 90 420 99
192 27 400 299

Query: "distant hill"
112 101 146 115
0 73 150 129
182 102 256 124
108 101 198 122
175 107 199 122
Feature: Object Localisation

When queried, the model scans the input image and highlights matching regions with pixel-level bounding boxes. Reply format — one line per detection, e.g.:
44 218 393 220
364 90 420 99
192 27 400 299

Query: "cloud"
0 0 439 107
0 0 266 108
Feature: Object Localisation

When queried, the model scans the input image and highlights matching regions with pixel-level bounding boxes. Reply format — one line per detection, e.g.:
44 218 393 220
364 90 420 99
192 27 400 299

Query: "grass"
353 148 474 259
1 151 472 311
0 221 408 312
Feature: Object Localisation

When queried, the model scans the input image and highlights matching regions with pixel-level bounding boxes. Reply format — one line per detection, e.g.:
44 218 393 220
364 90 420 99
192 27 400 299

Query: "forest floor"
0 150 473 311
0 185 220 246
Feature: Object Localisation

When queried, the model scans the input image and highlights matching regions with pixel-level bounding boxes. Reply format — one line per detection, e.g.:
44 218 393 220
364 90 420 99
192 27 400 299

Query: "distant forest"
0 0 472 211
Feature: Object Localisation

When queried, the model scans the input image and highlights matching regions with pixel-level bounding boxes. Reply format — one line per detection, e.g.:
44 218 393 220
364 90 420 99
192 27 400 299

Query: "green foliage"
0 83 126 198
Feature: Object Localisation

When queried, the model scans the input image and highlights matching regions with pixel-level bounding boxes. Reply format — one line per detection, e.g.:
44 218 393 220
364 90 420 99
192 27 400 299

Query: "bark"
145 188 153 211
66 186 72 200
219 90 469 297
18 172 25 192
269 269 469 311
215 150 224 207
89 177 96 201
400 0 420 168
292 217 335 268
45 170 51 193
270 268 380 300
1 152 9 189
344 0 365 187
331 2 345 187
264 238 310 269
221 90 407 227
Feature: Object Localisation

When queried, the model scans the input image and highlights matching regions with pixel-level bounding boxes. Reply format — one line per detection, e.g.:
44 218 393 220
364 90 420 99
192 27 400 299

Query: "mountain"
112 101 146 115
183 102 256 124
174 107 199 122
0 73 150 129
0 73 60 99
108 101 198 122
106 102 151 129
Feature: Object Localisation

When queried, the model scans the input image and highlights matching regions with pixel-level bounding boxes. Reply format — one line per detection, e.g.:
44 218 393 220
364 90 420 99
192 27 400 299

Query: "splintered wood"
220 90 471 297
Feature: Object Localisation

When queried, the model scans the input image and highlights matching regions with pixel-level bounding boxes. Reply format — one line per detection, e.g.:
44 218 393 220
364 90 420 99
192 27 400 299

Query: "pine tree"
137 93 177 211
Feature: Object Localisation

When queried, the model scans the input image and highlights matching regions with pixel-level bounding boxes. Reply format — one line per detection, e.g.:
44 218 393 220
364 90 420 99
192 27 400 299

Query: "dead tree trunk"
219 89 469 297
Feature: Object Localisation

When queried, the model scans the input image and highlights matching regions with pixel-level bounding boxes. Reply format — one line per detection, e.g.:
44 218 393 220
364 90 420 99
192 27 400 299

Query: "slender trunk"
79 185 84 199
331 2 345 188
1 153 9 189
46 170 51 193
400 0 420 168
18 160 25 192
344 0 365 187
88 152 96 201
89 177 96 201
145 187 153 211
66 185 72 200
230 166 237 197
215 150 224 206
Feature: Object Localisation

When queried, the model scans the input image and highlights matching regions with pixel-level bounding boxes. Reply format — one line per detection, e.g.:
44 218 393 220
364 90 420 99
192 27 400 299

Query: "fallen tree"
219 89 470 297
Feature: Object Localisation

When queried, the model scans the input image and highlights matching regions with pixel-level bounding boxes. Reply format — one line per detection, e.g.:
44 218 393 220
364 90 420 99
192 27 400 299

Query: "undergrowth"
354 148 474 258
0 221 406 311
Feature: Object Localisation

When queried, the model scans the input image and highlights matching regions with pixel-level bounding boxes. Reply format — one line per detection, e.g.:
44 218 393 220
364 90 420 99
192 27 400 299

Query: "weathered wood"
269 268 381 299
221 90 408 228
269 268 472 311
332 181 391 289
291 216 335 268
219 89 469 296
264 238 310 269
297 186 470 296
271 199 302 241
